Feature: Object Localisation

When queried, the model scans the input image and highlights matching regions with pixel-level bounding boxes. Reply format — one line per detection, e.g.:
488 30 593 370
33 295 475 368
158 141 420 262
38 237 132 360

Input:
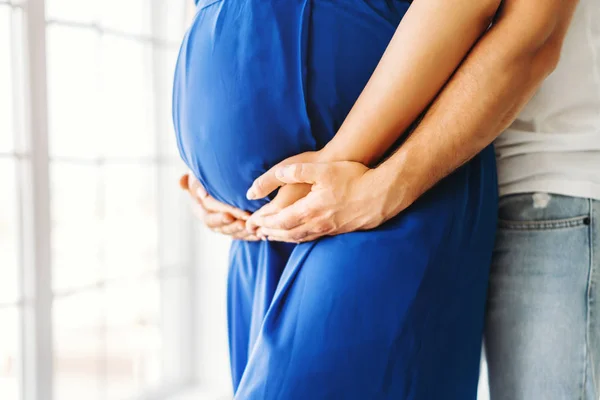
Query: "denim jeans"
485 193 599 400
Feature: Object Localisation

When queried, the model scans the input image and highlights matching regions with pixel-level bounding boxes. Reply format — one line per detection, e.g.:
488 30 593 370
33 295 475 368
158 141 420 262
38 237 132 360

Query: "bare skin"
244 0 578 242
179 172 258 241
182 0 578 243
244 0 501 234
182 0 500 237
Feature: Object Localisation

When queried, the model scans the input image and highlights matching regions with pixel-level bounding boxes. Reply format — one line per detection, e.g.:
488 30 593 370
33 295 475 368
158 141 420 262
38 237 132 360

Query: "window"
0 0 196 399
0 3 27 399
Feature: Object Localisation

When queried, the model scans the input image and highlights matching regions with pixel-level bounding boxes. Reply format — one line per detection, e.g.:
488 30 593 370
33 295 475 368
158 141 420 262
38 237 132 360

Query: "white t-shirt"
495 0 600 200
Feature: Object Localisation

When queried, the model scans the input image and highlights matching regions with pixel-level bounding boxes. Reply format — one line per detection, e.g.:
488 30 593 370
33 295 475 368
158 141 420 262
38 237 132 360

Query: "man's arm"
247 0 578 242
315 0 501 166
376 0 578 219
245 0 501 233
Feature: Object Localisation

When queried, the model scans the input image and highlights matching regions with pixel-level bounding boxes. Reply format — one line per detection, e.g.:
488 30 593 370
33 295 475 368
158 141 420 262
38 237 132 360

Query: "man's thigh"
485 193 597 400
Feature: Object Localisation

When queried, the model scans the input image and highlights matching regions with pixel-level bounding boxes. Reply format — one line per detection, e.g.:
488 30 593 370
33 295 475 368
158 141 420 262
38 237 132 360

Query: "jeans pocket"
498 215 590 231
497 193 591 230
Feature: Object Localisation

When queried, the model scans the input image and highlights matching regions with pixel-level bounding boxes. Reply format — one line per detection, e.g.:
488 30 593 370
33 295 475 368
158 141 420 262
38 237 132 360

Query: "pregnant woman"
173 0 500 398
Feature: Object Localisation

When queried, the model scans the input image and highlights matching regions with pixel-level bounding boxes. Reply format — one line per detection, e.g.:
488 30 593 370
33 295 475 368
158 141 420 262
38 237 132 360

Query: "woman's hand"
246 183 312 240
246 153 390 243
245 151 319 201
245 151 319 241
179 172 259 241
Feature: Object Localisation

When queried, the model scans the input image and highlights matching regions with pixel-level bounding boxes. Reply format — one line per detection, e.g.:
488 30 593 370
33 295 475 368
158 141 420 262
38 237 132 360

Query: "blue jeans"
485 193 600 400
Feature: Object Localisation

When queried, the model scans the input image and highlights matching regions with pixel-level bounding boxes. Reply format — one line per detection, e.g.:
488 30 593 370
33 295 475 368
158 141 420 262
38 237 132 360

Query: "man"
180 0 599 398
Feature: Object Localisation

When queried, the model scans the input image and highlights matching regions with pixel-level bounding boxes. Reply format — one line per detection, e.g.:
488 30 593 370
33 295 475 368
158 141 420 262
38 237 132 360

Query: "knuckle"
302 206 318 221
233 221 246 232
331 221 340 232
314 223 331 234
291 164 302 179
281 219 295 230
299 234 315 243
227 221 244 234
268 205 282 216
322 209 335 222
291 230 308 242
328 217 340 232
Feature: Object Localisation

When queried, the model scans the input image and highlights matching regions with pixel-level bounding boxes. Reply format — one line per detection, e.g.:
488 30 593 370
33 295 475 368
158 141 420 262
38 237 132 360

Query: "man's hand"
246 161 400 243
245 0 576 245
246 183 312 240
179 172 259 241
245 151 317 240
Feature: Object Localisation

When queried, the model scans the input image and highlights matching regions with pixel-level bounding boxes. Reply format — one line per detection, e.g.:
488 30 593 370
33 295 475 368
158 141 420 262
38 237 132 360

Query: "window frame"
2 0 197 399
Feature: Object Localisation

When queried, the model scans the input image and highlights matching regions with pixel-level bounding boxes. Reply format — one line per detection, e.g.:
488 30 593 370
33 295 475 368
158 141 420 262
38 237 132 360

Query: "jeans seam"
584 198 593 400
498 216 588 231
588 200 598 397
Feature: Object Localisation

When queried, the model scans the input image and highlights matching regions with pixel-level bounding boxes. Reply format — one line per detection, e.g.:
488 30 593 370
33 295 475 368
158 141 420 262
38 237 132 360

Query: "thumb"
246 166 284 200
272 163 327 185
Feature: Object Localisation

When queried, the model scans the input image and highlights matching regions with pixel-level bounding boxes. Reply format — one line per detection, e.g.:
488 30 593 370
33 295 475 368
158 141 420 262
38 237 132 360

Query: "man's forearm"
375 0 578 216
318 0 500 166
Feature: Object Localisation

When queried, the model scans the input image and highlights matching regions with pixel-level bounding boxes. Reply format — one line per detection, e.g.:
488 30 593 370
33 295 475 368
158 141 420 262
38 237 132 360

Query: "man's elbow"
503 0 579 78
529 5 577 78
535 36 564 76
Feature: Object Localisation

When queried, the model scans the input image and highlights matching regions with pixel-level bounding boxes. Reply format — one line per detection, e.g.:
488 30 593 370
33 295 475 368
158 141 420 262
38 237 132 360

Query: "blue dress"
172 0 498 398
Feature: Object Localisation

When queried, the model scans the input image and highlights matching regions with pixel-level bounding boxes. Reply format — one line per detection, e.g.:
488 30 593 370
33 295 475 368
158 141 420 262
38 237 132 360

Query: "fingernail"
246 187 255 200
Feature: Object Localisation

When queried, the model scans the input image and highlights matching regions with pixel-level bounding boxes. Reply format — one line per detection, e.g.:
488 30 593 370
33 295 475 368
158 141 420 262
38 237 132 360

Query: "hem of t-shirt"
499 180 600 201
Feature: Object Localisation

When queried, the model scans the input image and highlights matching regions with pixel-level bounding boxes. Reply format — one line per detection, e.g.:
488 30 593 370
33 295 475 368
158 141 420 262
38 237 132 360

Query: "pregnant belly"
172 0 408 211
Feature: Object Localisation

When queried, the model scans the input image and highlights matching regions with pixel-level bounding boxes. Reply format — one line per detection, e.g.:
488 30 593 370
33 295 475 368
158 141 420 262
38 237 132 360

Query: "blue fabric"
172 1 498 398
